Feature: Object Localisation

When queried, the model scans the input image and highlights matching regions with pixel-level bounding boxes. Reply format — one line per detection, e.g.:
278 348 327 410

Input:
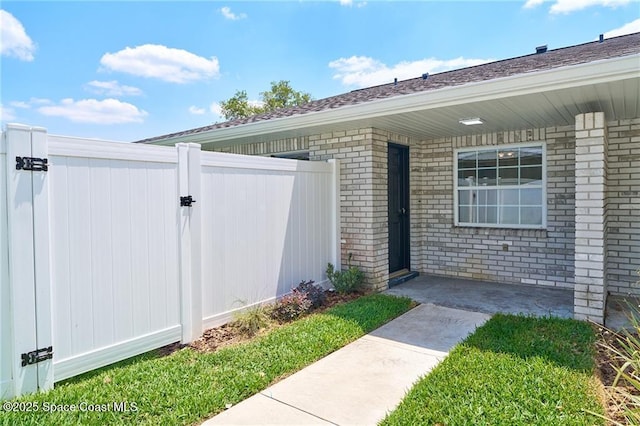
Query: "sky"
1 1 639 142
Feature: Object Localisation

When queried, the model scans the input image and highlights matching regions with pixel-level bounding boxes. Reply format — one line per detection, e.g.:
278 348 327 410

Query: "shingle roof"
138 32 640 144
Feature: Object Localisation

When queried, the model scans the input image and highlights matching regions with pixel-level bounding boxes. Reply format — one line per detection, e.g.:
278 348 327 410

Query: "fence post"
328 159 341 271
177 143 202 343
4 124 53 397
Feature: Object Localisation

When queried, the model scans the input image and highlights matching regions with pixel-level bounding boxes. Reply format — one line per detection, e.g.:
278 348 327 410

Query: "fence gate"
3 124 53 398
0 123 339 400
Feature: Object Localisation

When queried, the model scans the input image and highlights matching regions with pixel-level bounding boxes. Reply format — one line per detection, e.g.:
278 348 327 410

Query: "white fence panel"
48 136 182 381
1 126 339 398
200 152 337 328
0 132 11 400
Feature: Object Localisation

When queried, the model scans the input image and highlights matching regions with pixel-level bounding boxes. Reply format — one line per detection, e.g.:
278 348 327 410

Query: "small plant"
326 256 364 294
294 280 326 309
271 289 313 323
232 305 271 337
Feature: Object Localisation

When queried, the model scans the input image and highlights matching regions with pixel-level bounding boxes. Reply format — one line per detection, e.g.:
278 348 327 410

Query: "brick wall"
309 128 391 290
607 117 640 295
412 126 576 288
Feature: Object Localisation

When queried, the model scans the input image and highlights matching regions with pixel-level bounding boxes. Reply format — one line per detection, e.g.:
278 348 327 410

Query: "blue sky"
1 1 639 142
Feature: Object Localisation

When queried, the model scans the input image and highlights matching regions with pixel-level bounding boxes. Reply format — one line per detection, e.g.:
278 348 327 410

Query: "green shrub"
326 262 364 294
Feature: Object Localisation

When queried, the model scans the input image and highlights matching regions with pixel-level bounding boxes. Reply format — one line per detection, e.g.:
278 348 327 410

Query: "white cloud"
604 18 640 38
0 10 36 61
100 44 220 83
210 102 223 117
524 0 631 13
220 6 247 20
209 102 226 122
189 106 206 115
338 0 367 7
523 0 545 8
34 98 54 105
329 55 494 88
0 104 17 122
9 100 30 109
85 80 143 97
5 98 53 114
38 98 148 124
551 0 629 14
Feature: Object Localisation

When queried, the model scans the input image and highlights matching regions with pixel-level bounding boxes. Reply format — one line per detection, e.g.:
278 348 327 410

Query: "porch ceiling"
301 78 640 142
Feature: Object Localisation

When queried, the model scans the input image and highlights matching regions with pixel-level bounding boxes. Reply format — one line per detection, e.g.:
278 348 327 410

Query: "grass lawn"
381 314 604 426
0 294 412 426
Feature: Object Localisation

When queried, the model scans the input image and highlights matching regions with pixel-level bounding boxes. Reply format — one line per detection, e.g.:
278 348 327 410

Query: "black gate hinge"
21 346 53 367
16 156 48 172
180 196 196 207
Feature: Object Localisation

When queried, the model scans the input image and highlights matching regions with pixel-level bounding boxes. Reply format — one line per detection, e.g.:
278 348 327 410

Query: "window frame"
453 142 547 229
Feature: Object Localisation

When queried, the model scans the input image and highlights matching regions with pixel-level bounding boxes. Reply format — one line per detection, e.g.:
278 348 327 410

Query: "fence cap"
5 123 47 132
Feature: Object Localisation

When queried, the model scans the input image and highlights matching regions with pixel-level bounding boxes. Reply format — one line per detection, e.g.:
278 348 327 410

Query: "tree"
219 80 312 120
219 90 263 120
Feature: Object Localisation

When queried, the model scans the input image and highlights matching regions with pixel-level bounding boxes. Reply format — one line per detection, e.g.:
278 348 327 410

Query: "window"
269 151 310 160
454 143 546 228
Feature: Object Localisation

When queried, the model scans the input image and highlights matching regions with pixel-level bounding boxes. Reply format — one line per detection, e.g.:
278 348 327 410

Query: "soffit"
194 76 639 147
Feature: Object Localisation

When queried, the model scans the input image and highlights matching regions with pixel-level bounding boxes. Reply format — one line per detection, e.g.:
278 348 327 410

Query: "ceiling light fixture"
459 117 484 126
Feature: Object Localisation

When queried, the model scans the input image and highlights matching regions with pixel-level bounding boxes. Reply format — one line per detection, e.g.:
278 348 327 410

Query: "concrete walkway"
203 303 490 425
202 274 626 425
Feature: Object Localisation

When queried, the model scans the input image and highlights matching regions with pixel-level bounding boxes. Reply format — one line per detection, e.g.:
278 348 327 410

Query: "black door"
388 143 410 274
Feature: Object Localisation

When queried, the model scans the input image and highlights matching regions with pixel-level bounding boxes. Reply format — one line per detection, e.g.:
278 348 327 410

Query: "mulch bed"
594 325 639 424
161 290 368 355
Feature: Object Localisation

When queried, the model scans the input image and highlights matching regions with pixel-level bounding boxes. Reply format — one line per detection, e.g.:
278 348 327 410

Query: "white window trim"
453 141 547 229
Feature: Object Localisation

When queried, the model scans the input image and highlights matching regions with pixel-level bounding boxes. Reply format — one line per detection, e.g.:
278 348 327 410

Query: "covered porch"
385 275 633 329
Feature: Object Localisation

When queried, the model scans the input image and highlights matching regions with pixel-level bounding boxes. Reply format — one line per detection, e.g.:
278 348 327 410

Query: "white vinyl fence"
1 124 340 400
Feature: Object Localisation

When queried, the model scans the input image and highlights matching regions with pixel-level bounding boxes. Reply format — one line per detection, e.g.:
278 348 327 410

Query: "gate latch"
21 346 53 367
16 156 48 172
180 196 196 207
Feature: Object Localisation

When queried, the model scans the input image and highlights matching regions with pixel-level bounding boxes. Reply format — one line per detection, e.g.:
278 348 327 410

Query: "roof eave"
149 54 640 147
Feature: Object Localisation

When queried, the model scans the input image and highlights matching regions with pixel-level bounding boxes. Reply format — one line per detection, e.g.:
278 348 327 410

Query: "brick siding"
412 127 576 289
309 129 390 290
607 118 640 295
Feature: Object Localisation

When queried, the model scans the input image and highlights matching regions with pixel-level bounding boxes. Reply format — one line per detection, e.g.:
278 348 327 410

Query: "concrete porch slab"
384 274 574 319
384 274 636 329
